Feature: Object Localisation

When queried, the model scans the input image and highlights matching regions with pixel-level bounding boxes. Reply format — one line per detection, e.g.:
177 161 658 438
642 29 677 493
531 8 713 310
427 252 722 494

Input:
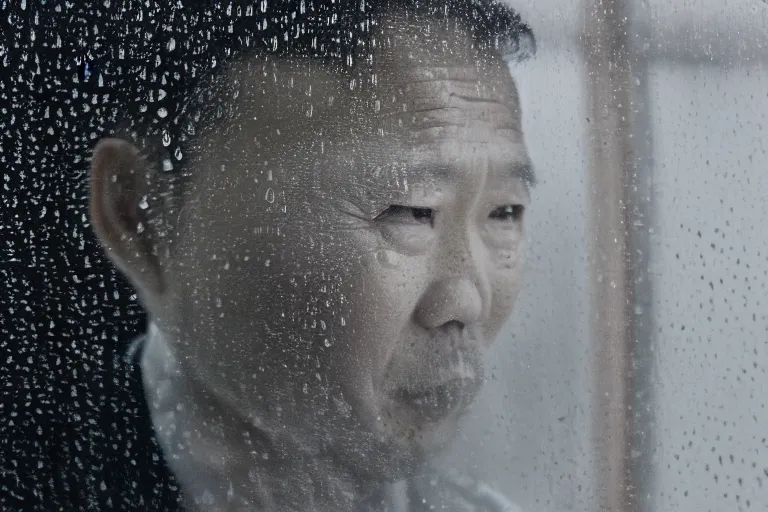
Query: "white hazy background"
440 1 768 511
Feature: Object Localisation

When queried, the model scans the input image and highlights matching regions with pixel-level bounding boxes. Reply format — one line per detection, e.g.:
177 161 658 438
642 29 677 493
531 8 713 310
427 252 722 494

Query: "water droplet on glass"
374 249 401 269
500 28 536 63
200 490 214 505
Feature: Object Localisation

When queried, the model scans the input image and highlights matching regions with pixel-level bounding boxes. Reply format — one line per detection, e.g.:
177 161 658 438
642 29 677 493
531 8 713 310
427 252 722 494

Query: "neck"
139 323 407 511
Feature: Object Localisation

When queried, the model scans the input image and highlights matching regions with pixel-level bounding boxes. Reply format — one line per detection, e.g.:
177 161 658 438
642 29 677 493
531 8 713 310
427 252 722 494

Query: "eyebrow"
408 161 537 188
513 162 537 187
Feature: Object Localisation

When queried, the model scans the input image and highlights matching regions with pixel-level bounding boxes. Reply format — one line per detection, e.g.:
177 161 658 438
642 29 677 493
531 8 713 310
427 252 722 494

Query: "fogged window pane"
1 1 766 511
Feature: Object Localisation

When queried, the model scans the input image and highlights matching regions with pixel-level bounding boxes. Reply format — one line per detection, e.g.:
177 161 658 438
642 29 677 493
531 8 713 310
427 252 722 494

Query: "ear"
90 137 165 296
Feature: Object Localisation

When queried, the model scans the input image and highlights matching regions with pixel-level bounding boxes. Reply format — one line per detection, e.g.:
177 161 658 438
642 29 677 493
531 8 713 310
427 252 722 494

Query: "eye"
374 205 434 225
489 204 525 222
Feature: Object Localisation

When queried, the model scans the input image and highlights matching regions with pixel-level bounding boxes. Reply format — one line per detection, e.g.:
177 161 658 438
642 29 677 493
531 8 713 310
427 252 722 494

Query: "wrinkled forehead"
372 13 523 123
192 14 524 192
215 12 521 134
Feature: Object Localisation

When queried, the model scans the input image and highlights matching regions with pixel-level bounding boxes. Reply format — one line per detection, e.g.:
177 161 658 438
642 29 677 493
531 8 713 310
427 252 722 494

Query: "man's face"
160 17 531 478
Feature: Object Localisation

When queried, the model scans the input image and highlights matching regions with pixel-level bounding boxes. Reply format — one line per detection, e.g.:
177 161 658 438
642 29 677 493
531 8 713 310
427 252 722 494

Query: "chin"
332 435 428 483
332 403 467 483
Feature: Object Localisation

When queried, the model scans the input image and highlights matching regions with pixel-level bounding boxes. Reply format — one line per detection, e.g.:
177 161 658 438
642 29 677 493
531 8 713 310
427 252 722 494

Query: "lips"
393 376 482 423
384 325 486 423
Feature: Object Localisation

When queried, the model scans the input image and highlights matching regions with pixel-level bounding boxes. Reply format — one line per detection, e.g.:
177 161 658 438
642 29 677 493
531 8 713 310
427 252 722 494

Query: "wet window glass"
1 1 766 511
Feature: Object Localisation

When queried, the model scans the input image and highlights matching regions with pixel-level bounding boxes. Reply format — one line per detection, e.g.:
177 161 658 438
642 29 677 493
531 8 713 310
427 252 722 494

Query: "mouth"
392 377 482 423
383 324 486 426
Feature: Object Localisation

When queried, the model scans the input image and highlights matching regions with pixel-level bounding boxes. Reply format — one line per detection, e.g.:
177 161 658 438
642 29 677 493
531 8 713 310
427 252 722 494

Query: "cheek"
486 246 526 338
486 230 525 270
337 249 430 370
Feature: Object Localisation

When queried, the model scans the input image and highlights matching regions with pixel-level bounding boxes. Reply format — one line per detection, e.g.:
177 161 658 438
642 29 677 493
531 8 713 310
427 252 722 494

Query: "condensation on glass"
0 1 766 511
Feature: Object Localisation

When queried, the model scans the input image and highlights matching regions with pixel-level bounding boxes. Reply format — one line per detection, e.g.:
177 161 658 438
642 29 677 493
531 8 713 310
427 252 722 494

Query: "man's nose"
413 233 490 330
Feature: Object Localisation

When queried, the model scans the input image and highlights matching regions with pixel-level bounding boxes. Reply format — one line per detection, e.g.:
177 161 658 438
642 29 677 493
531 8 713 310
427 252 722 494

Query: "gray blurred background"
440 1 768 511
